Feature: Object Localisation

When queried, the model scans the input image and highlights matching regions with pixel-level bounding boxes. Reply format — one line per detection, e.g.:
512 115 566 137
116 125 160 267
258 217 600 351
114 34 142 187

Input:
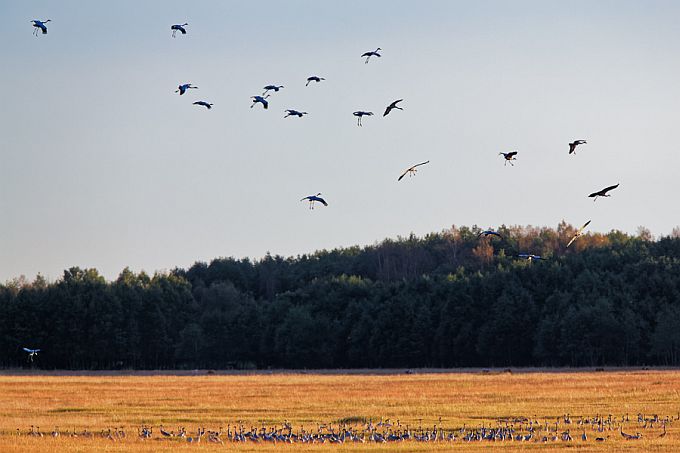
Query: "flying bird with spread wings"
300 193 328 210
398 161 429 181
569 140 587 154
23 348 41 362
478 230 503 239
361 48 382 64
567 220 591 248
384 99 404 117
499 151 518 166
589 183 619 201
171 23 188 38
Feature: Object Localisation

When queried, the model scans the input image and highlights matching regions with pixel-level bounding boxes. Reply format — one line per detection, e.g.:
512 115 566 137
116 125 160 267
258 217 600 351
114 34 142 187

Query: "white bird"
251 95 269 109
353 111 373 126
362 47 382 64
398 161 429 181
284 109 307 118
31 20 51 36
171 23 188 38
567 220 591 248
306 76 325 86
300 193 328 210
193 101 213 109
23 348 41 362
175 83 198 95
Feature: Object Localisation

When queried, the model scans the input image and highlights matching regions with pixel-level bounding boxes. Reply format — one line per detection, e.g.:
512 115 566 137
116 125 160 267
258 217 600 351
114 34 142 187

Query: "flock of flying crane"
23 17 623 360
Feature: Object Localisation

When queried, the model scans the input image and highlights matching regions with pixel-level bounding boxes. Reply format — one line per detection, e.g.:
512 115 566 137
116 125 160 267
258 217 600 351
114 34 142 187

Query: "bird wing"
361 52 371 57
263 100 268 109
383 106 392 116
566 236 577 248
318 198 328 206
412 160 430 168
300 197 310 201
579 219 592 232
507 151 518 157
602 183 620 194
179 27 187 34
397 169 410 181
23 348 34 353
569 143 576 154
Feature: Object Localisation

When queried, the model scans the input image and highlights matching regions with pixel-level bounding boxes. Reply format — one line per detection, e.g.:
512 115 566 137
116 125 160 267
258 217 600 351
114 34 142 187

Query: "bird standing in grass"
499 151 518 166
31 20 51 36
398 161 429 181
171 23 188 38
353 111 373 126
193 101 213 109
362 48 382 64
588 183 619 201
301 193 328 210
569 140 587 154
383 99 404 117
567 220 591 248
175 83 197 95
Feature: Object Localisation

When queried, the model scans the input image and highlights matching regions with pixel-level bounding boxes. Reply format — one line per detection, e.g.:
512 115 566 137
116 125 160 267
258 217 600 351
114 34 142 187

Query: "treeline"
1 223 680 369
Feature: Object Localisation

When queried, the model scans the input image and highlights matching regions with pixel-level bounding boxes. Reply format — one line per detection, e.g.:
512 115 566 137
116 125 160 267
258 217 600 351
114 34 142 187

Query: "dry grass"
0 369 679 451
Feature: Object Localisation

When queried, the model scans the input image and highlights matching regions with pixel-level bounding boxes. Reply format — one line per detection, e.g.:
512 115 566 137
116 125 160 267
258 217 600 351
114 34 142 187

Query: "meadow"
0 369 679 452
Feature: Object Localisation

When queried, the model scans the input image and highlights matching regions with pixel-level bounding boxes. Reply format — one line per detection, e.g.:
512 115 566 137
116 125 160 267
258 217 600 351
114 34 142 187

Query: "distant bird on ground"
588 183 619 201
175 83 197 95
398 161 429 181
478 230 503 239
284 109 307 118
262 85 284 96
518 254 544 261
362 48 382 64
171 23 188 38
383 99 404 117
300 193 328 210
569 140 587 154
353 111 373 126
306 76 325 86
31 20 51 36
499 151 518 166
193 101 213 109
23 348 40 362
250 95 269 109
567 220 591 248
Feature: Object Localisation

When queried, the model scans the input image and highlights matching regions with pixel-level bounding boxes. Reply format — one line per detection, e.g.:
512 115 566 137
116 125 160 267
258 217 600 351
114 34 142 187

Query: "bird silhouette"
284 109 308 118
384 99 404 117
499 151 518 166
569 140 587 154
588 183 619 201
175 83 197 95
251 95 269 109
567 220 591 248
31 20 51 36
300 193 328 210
171 23 188 38
398 161 429 181
306 76 325 86
262 85 284 96
518 254 544 261
353 111 373 126
193 101 213 109
478 230 503 239
362 48 382 64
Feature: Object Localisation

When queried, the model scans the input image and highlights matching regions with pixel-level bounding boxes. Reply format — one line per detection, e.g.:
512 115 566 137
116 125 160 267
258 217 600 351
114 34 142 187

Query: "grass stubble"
0 369 678 452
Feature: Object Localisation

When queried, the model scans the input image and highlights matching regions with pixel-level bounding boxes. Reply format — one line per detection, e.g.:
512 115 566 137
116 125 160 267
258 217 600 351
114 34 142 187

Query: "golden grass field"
1 369 679 452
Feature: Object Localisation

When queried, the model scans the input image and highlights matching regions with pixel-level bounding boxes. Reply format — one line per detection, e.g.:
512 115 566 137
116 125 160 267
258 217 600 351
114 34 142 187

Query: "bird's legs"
172 30 177 38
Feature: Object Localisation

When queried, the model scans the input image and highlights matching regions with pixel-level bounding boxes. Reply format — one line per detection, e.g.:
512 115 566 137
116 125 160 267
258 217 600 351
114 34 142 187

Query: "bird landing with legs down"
589 183 619 201
23 348 41 362
171 23 188 38
398 161 429 181
569 139 587 154
353 111 373 126
31 20 51 36
301 193 328 210
362 48 382 64
499 151 518 166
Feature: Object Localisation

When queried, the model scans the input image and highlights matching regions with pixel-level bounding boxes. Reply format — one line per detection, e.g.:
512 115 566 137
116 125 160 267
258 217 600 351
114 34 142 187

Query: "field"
1 369 679 452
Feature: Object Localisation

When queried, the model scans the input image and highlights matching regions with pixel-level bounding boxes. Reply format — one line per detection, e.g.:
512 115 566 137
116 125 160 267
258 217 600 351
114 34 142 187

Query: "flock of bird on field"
12 412 674 444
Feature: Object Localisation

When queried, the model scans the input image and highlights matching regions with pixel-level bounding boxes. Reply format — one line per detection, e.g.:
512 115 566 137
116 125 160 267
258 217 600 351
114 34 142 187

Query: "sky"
1 1 679 282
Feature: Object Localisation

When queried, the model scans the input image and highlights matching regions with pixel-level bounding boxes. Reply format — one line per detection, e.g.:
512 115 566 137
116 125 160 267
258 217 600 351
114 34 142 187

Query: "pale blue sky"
2 1 679 281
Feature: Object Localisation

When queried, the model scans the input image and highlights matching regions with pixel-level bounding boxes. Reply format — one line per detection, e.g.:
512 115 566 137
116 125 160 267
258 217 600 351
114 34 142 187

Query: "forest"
2 223 680 369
